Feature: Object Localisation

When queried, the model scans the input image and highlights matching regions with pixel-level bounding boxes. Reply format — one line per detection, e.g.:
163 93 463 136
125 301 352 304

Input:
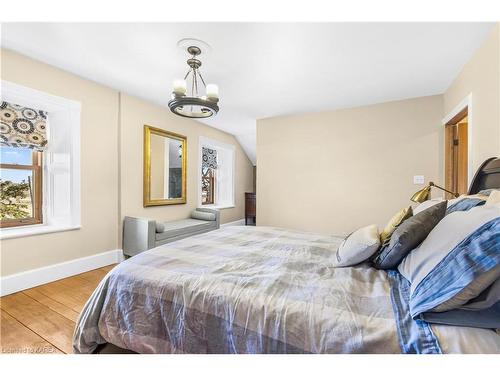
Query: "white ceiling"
1 23 495 164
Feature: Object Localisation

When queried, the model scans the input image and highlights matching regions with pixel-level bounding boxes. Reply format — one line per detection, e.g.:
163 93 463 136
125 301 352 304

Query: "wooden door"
445 111 468 197
456 119 468 194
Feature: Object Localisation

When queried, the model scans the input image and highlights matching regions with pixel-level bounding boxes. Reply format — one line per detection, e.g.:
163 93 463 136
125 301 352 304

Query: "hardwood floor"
0 264 116 354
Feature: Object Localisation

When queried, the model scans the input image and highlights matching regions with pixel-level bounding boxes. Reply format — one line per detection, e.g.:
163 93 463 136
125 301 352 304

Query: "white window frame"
0 80 81 240
198 136 235 209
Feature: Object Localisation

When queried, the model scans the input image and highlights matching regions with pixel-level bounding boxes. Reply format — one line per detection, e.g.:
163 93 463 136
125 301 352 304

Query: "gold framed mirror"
144 125 187 206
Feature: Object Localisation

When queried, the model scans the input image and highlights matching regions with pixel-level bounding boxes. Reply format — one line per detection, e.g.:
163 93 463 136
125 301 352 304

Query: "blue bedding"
387 270 442 354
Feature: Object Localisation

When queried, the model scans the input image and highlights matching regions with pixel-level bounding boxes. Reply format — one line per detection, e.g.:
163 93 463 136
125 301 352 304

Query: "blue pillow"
399 205 500 329
446 198 485 215
409 218 499 310
420 301 500 329
419 277 500 328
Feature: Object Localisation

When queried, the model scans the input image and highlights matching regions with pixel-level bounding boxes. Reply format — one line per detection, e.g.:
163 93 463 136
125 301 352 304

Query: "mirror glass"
144 126 186 206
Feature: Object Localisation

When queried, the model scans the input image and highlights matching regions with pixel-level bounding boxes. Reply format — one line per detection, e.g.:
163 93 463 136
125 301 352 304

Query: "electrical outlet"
413 175 425 184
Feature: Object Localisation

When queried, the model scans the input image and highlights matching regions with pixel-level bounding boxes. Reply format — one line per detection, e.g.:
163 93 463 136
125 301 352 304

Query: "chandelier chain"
194 69 199 96
198 71 207 88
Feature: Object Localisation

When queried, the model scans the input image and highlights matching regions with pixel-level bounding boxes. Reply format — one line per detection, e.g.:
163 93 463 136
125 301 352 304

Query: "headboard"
468 157 500 194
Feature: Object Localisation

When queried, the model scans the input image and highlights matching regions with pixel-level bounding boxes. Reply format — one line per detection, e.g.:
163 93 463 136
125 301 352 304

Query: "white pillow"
155 222 165 233
411 194 488 215
413 198 444 214
486 190 500 207
333 224 381 267
191 210 216 221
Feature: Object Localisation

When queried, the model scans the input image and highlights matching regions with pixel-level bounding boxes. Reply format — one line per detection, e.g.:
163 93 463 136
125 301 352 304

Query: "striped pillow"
398 205 500 328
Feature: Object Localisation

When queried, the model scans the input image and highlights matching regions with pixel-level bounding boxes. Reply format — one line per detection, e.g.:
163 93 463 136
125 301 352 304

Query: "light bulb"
172 79 187 95
206 84 219 100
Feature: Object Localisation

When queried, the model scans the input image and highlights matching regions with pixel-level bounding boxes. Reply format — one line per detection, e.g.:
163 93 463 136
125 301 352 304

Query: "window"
201 166 216 205
0 80 81 240
0 147 43 227
199 137 235 209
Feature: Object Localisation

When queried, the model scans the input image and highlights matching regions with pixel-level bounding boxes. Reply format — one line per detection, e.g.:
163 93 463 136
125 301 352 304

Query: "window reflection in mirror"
144 125 186 206
150 135 183 200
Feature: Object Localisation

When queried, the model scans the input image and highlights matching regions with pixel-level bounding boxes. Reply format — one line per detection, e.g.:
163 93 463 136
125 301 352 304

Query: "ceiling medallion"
168 44 219 119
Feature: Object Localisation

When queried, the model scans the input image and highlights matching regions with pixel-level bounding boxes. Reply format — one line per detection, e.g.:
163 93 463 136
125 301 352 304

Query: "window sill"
200 204 235 210
0 224 81 240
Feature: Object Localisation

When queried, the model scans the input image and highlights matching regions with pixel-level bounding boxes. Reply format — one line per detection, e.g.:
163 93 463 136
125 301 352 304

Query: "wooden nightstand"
245 192 256 226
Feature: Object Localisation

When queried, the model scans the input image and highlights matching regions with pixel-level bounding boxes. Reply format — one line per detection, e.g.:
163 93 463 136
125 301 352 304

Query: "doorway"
444 106 468 198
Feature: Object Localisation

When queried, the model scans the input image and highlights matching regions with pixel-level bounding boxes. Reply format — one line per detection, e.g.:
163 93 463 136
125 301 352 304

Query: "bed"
73 158 500 354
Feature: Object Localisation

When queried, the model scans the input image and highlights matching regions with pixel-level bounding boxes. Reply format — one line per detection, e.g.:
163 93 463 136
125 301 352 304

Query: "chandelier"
168 45 219 118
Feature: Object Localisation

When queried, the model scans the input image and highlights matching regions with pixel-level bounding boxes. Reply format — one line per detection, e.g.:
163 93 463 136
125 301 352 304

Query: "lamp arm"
429 182 459 198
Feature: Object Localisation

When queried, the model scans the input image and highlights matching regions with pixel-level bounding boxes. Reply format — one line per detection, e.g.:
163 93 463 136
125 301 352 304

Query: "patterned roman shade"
0 101 48 150
202 147 218 169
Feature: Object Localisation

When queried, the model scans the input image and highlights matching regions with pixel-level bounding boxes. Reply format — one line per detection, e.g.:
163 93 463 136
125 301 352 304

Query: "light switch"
413 175 425 185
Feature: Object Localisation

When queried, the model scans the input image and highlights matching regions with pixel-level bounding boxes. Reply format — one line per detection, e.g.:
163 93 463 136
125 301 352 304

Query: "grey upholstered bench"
123 208 220 257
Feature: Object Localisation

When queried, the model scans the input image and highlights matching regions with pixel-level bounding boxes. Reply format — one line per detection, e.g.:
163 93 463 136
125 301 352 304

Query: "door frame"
442 93 473 189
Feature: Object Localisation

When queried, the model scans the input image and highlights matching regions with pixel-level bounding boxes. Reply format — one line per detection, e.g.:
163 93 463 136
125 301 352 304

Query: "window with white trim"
198 136 235 209
0 80 81 239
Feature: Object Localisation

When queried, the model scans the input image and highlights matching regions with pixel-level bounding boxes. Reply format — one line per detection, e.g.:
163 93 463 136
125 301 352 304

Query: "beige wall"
257 95 444 235
444 24 500 171
1 49 120 276
257 24 500 236
119 94 253 242
0 49 254 276
3 24 499 276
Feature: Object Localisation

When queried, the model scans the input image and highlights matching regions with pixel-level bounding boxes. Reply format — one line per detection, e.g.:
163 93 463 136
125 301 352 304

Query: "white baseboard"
0 249 124 297
221 219 245 227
